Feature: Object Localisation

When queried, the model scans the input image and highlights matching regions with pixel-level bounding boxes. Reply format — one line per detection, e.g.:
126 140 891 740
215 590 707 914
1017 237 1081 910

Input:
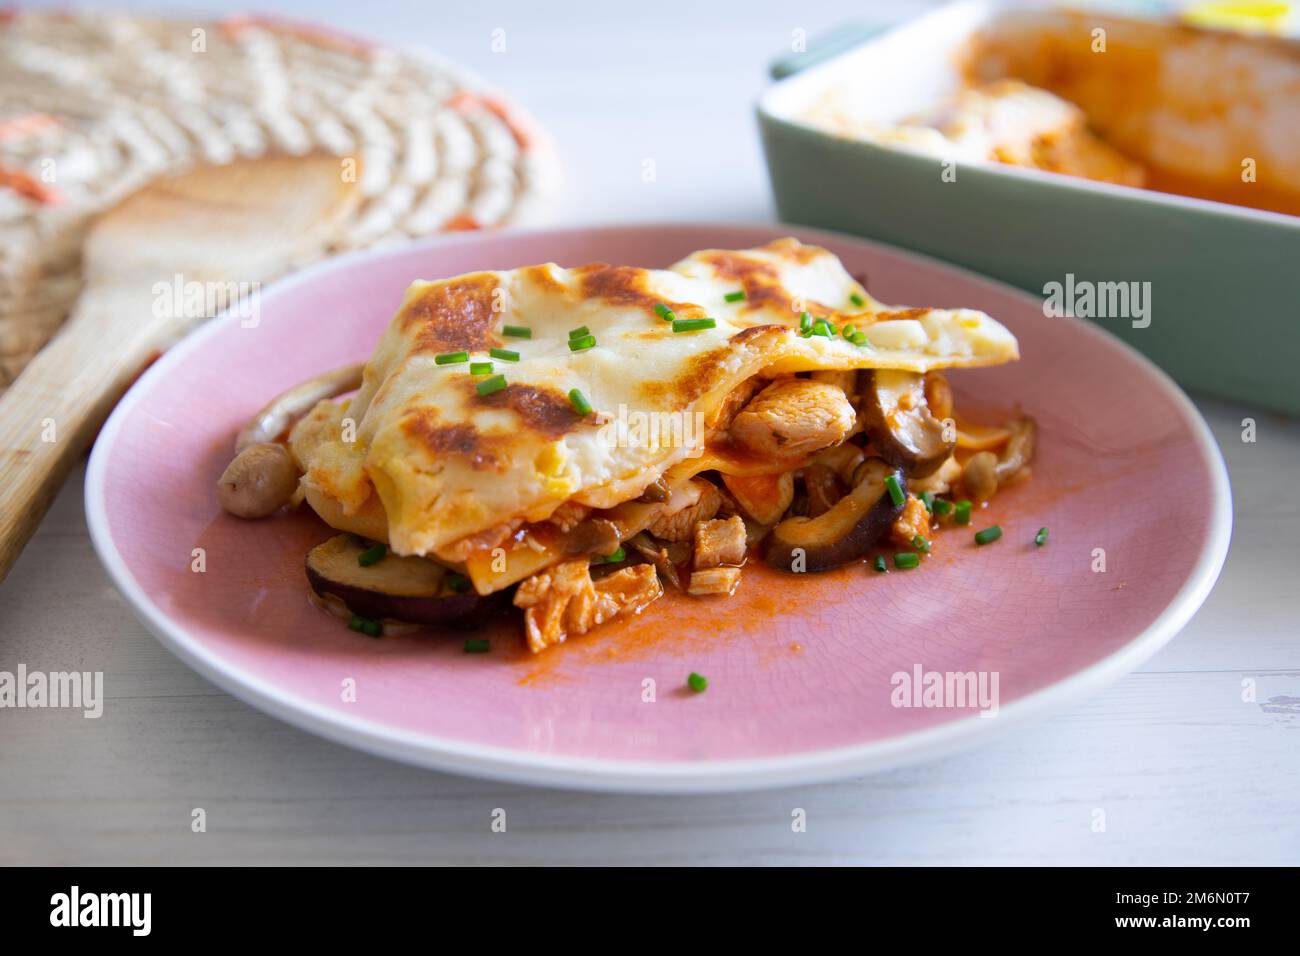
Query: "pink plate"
86 224 1231 792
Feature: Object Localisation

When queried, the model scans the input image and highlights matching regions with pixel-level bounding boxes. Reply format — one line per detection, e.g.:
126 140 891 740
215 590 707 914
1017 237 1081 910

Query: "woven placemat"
0 11 558 387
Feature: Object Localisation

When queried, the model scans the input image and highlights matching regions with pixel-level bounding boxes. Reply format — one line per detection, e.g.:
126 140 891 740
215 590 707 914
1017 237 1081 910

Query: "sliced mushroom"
765 457 905 573
803 463 844 518
237 363 364 452
996 416 1037 481
219 363 365 518
217 442 298 518
564 517 623 557
863 369 955 479
306 534 481 626
961 416 1036 501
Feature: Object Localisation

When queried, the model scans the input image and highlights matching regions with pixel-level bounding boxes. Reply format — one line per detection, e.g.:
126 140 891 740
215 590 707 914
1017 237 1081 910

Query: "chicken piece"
694 516 747 569
891 494 932 548
514 560 662 653
646 478 721 542
729 379 855 459
707 377 762 430
688 566 743 596
721 472 794 526
812 369 859 404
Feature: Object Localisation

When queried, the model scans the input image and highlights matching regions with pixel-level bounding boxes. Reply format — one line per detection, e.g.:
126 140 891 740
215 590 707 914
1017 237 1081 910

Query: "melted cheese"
291 238 1019 560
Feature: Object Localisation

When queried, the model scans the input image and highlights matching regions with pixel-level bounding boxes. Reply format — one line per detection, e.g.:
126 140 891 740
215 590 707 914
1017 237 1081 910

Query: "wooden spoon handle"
0 287 171 581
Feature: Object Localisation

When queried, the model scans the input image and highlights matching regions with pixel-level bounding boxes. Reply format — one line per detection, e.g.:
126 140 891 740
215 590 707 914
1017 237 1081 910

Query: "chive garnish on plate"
476 374 507 396
348 615 382 637
975 525 1003 545
884 474 905 507
1035 527 1049 547
912 535 930 553
470 361 493 375
435 351 468 365
654 303 676 322
489 347 520 362
920 491 935 513
849 292 865 308
569 334 597 351
502 325 531 338
357 542 386 567
893 553 920 569
932 498 953 516
954 500 973 525
873 555 888 573
687 672 708 693
724 290 745 303
799 311 813 333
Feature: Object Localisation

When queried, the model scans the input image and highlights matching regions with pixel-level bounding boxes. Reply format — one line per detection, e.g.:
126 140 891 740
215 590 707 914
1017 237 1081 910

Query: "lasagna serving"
217 239 1034 653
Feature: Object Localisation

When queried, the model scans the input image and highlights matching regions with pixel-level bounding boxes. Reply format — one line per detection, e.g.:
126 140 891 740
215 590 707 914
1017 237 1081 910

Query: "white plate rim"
84 221 1233 794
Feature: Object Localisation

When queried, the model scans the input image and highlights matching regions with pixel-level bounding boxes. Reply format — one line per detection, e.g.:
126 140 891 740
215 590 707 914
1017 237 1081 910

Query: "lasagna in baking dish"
217 239 1034 652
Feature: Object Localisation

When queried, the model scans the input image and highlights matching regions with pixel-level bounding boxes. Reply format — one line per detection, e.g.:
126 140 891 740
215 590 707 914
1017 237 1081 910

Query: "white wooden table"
3 0 1297 865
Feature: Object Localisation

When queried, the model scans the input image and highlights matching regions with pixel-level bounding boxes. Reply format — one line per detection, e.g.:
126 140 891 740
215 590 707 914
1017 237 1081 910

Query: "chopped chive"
873 555 888 573
724 290 746 303
489 347 520 362
445 572 471 594
435 351 468 365
470 361 494 375
357 542 387 567
893 553 920 569
463 638 491 654
932 498 953 516
654 303 676 322
569 334 597 351
884 474 905 507
812 319 833 338
502 325 532 338
1035 527 1049 547
672 317 717 333
568 325 590 339
850 292 865 308
975 525 1003 546
476 373 507 396
920 491 935 513
599 546 626 563
348 615 382 637
799 311 813 332
842 323 857 339
568 388 593 416
851 331 870 347
687 672 708 693
954 500 973 525
912 535 930 553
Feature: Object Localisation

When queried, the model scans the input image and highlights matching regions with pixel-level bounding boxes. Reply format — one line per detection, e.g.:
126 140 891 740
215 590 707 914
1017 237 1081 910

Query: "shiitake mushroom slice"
306 534 481 626
764 458 904 573
863 369 955 479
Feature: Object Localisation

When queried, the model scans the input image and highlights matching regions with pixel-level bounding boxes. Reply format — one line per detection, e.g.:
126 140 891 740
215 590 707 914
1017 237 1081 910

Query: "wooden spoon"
0 154 359 582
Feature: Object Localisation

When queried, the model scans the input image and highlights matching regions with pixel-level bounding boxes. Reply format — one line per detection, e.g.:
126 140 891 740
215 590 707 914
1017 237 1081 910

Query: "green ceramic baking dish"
758 1 1300 415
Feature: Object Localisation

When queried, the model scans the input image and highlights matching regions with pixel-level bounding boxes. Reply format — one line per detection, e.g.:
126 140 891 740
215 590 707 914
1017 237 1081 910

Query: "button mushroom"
218 363 364 518
217 442 299 518
961 415 1037 501
765 457 905 573
863 369 956 479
